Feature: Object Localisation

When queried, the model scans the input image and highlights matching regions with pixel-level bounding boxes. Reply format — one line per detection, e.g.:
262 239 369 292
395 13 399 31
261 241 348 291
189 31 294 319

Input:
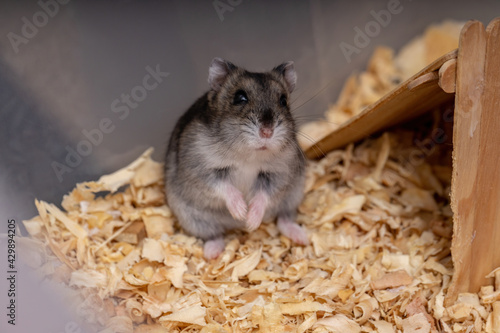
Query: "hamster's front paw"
277 217 309 245
246 192 269 231
224 185 247 221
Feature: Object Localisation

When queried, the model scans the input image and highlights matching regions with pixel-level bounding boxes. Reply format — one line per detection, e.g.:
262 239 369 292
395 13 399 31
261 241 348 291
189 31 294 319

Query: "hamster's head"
207 58 298 155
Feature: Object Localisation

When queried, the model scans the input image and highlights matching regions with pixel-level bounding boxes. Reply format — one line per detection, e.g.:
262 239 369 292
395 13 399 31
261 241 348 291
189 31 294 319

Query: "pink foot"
246 192 269 231
277 217 309 245
204 238 225 260
224 184 247 221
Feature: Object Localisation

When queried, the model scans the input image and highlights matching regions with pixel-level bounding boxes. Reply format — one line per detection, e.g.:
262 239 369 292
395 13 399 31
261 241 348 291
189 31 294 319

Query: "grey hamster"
164 58 308 259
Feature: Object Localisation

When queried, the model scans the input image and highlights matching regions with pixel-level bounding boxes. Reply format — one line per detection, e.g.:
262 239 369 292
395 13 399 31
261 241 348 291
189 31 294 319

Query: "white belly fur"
233 162 260 200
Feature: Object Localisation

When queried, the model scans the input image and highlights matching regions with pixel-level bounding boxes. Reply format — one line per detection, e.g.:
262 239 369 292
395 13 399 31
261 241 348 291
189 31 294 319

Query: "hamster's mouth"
257 146 268 151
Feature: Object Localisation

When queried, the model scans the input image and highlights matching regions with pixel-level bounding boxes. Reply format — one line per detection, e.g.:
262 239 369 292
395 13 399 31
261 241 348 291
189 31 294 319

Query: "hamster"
164 58 308 259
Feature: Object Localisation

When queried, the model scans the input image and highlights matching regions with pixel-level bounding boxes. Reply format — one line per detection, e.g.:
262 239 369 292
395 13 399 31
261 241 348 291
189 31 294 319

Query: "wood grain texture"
305 50 457 159
472 17 500 295
446 20 489 306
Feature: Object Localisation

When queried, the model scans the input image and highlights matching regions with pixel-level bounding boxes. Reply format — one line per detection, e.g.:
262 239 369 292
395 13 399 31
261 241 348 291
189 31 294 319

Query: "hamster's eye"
279 94 287 107
233 90 248 105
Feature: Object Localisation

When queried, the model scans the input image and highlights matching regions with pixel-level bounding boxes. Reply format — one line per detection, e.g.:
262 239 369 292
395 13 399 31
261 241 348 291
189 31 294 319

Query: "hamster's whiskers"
293 130 326 157
290 78 336 115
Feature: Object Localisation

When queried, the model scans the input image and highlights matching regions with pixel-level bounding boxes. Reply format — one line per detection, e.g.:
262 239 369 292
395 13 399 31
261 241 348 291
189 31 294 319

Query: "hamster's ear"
273 61 297 93
208 58 236 91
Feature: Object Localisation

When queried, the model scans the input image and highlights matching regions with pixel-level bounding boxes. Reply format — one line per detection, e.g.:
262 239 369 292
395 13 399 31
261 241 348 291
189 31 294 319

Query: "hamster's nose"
259 126 274 139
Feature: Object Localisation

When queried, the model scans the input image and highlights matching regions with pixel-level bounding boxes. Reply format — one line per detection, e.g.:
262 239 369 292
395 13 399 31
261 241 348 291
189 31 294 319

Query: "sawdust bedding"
20 21 500 332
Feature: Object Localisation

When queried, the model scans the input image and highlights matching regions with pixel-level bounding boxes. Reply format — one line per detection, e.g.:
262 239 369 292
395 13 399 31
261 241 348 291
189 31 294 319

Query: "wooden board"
305 50 457 159
446 18 500 305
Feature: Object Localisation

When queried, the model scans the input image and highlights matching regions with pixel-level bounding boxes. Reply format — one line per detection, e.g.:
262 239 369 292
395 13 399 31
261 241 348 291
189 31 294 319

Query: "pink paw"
204 238 225 260
277 217 309 245
225 185 247 221
246 192 269 231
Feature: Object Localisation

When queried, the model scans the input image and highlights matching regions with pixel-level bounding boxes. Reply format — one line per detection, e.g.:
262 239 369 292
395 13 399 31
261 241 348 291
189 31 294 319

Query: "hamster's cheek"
240 130 260 148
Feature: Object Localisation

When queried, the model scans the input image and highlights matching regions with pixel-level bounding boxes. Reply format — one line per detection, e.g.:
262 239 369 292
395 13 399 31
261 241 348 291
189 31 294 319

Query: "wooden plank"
446 20 488 305
474 14 500 292
305 50 457 159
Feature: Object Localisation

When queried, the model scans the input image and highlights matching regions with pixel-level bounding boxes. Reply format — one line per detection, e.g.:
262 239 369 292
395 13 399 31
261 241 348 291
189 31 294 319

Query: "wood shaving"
371 270 413 290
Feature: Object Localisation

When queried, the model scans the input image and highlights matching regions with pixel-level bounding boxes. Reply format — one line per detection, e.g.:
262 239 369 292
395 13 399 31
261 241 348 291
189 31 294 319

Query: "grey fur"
164 58 305 241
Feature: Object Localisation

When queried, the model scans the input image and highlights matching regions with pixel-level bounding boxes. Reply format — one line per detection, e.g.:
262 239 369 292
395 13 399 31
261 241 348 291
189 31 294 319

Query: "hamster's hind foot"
203 237 225 260
277 217 309 246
